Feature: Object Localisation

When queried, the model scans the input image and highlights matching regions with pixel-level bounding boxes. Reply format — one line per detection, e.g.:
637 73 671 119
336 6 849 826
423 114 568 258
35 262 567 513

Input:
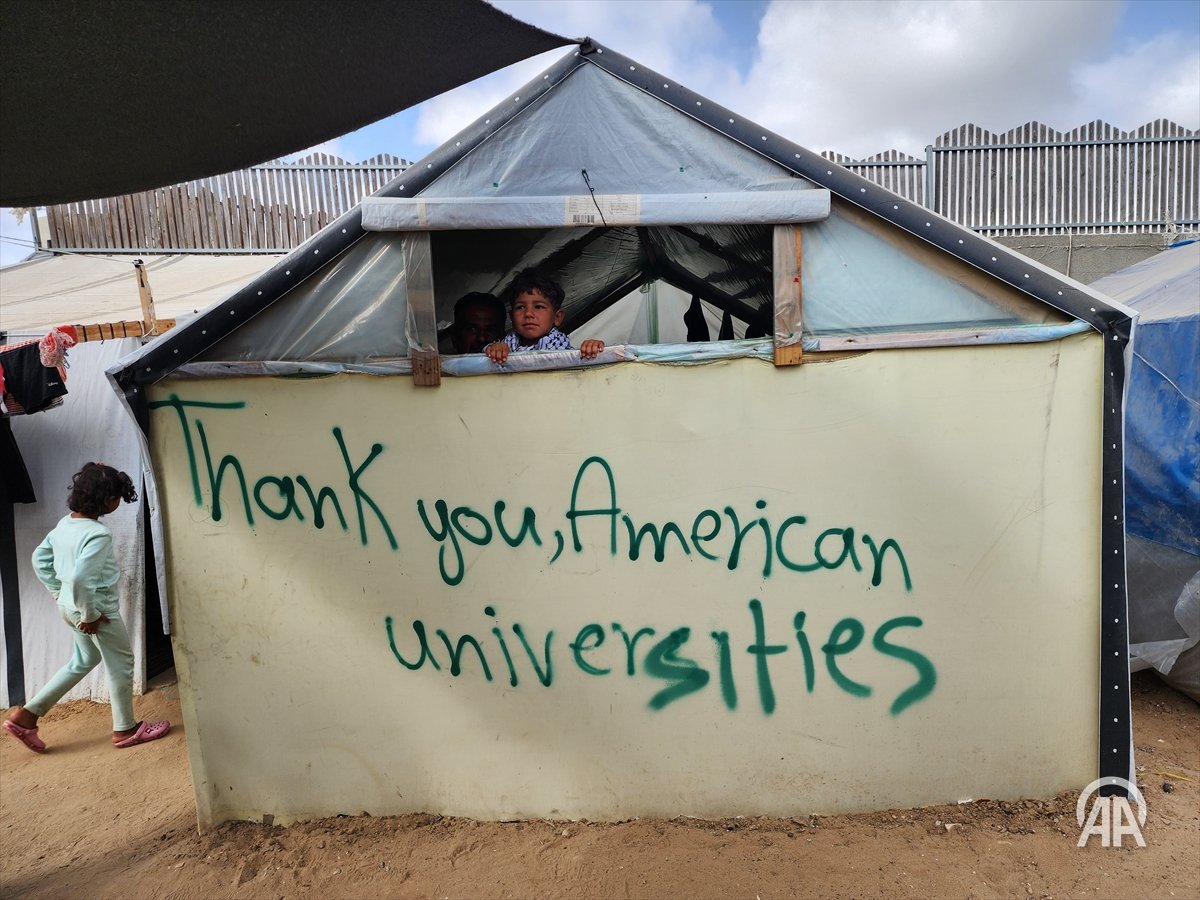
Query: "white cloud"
410 0 1198 164
413 0 742 149
412 49 564 147
740 0 1131 158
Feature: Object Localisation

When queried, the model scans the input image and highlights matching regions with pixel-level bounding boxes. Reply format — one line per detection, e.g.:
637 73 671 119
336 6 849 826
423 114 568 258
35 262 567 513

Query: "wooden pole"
133 258 160 336
773 225 804 367
72 319 176 342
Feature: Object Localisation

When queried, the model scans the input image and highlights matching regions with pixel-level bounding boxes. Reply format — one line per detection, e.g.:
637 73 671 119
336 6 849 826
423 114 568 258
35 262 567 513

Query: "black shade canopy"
0 0 570 206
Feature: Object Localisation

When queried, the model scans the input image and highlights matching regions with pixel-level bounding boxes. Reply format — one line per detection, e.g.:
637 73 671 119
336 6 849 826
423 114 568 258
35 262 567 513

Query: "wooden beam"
772 225 804 367
773 342 805 366
411 349 441 387
133 258 160 336
72 319 176 342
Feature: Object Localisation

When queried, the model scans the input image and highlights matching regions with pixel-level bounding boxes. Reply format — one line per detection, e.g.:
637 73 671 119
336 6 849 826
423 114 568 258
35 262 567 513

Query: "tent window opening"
429 224 777 359
195 198 1073 373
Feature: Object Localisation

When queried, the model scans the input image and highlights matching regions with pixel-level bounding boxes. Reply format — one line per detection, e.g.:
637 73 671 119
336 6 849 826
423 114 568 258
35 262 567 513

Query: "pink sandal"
3 719 47 753
113 720 170 748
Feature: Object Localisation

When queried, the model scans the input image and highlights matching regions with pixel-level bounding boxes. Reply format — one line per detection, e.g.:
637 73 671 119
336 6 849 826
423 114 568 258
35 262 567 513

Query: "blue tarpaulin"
1095 242 1200 554
1093 241 1200 700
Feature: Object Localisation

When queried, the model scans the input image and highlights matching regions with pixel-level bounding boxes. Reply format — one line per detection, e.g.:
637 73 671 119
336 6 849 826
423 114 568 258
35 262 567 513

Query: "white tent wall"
152 334 1105 826
1 337 147 706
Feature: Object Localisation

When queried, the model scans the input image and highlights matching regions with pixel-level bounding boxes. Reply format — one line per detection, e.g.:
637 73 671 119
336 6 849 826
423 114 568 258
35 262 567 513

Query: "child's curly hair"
67 463 137 517
502 268 565 309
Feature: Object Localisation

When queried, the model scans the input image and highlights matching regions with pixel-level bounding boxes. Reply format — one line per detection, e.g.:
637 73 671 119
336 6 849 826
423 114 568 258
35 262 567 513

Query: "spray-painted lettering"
384 599 936 717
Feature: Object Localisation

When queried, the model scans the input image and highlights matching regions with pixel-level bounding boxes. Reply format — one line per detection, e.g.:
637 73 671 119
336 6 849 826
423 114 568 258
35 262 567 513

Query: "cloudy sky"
2 0 1197 266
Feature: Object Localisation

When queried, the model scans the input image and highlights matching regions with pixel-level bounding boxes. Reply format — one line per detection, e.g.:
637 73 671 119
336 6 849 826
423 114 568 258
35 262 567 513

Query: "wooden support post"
772 225 804 367
133 259 160 336
411 350 441 387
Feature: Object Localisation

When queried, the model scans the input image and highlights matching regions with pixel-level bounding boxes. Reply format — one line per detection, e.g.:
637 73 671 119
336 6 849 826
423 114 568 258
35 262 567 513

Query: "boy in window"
485 268 604 364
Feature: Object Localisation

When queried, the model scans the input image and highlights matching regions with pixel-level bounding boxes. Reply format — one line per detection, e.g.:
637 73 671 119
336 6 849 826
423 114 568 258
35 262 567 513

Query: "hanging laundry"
684 294 710 342
39 325 78 367
0 335 70 415
718 308 735 341
0 417 36 503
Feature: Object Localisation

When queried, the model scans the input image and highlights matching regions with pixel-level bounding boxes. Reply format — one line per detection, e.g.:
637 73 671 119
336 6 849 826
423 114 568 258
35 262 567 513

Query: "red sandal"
113 720 170 748
3 719 47 753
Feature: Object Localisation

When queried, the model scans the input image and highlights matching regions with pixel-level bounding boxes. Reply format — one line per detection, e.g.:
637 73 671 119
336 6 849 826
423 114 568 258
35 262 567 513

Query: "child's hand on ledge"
486 342 510 365
579 339 605 360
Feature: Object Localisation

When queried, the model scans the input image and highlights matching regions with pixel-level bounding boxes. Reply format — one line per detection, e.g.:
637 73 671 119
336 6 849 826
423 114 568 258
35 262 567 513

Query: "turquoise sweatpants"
25 612 136 731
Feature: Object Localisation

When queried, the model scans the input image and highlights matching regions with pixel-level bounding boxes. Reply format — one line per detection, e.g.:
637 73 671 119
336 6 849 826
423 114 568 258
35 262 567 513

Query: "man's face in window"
452 302 505 354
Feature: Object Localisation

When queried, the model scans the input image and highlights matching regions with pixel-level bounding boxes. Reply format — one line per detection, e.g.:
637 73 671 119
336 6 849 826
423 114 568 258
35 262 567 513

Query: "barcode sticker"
565 194 640 226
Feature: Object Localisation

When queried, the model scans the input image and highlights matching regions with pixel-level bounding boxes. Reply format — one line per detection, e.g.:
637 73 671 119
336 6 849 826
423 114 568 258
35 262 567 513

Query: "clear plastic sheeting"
645 224 772 324
402 233 437 355
177 320 1091 379
1127 536 1200 702
802 202 1067 336
200 232 410 362
419 61 810 200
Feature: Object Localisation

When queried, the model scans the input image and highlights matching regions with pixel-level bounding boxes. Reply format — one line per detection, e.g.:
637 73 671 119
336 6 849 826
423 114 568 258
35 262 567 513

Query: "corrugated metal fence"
825 119 1197 236
42 119 1197 251
44 153 410 253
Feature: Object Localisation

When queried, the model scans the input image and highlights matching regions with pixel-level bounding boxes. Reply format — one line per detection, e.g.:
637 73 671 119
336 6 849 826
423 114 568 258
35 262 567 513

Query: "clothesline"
1 319 176 417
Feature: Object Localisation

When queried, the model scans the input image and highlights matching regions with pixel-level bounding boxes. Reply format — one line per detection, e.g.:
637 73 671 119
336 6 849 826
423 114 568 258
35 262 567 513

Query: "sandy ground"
2 671 1197 899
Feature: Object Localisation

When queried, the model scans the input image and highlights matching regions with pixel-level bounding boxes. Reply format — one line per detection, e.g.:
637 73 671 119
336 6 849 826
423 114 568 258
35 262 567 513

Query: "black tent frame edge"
107 39 1134 795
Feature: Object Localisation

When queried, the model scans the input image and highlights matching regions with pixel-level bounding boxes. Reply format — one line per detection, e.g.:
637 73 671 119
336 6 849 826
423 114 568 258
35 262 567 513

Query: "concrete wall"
995 234 1173 285
150 334 1105 828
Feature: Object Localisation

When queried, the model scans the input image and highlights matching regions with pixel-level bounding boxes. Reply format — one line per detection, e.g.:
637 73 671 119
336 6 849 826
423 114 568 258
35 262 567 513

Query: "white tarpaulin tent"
1 253 280 706
109 42 1139 827
0 253 283 332
1 336 148 706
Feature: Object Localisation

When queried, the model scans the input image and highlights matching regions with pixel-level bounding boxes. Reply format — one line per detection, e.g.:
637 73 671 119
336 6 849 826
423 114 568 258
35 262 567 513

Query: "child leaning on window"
485 268 604 364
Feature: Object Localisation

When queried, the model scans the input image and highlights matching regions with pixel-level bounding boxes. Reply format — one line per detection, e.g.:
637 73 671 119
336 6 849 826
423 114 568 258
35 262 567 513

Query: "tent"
110 42 1137 827
1091 242 1200 701
1 253 281 708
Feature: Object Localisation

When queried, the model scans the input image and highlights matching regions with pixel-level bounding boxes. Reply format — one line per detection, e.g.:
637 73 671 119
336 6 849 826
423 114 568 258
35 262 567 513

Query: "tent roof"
112 40 1135 391
0 253 282 333
1090 241 1200 323
1 0 568 206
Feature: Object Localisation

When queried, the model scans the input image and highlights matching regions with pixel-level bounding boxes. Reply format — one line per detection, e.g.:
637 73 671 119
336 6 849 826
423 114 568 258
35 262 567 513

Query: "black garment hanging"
684 294 710 342
0 417 35 503
0 343 68 415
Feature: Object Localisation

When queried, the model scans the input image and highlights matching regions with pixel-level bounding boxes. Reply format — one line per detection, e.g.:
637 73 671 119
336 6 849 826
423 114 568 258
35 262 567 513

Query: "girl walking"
4 462 169 752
